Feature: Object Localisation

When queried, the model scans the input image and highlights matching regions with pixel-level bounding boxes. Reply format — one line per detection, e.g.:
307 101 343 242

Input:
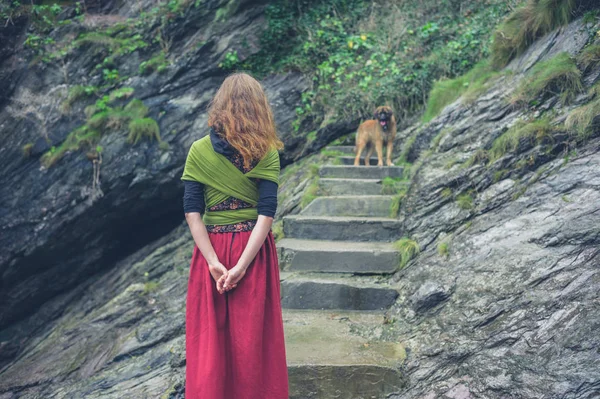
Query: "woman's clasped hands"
208 262 247 294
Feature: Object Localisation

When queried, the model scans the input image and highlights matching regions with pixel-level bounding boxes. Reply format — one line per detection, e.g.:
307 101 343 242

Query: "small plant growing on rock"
441 187 453 198
565 84 600 140
488 117 557 163
393 238 420 269
438 242 449 258
456 192 474 210
21 143 34 158
128 118 161 144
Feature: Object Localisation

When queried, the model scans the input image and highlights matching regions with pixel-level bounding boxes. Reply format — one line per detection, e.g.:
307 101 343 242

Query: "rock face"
388 18 600 398
1 4 600 399
0 0 365 332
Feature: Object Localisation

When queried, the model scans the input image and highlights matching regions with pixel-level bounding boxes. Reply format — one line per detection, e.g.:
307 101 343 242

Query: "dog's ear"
373 109 379 120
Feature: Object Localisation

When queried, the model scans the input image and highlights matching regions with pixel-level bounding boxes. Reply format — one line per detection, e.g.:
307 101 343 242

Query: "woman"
181 73 288 398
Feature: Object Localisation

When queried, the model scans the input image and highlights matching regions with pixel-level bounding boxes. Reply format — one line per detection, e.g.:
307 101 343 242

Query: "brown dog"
354 106 397 167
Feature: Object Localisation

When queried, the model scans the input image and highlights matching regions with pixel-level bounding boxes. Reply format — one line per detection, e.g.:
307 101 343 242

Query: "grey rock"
409 281 452 313
319 165 404 179
301 195 395 217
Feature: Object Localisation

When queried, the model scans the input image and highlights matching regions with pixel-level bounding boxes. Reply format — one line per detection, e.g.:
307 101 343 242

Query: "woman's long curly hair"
208 73 284 168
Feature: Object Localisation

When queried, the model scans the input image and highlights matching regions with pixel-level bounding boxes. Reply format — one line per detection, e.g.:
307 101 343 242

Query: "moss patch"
511 52 583 106
489 117 557 162
422 60 500 122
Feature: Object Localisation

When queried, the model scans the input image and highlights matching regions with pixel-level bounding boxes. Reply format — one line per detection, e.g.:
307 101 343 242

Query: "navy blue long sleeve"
183 180 205 214
257 179 278 217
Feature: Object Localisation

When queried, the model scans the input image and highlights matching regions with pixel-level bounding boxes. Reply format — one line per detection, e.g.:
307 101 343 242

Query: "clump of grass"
272 220 284 241
422 60 498 122
128 118 161 144
577 43 600 72
308 163 320 178
320 149 347 158
124 99 150 118
493 169 508 182
441 187 453 198
22 143 34 158
464 148 489 168
490 0 576 68
456 193 474 210
108 87 134 102
488 117 557 162
511 52 583 106
393 238 420 269
565 96 600 140
437 242 449 258
389 193 406 218
139 52 169 75
381 176 405 195
60 85 97 113
41 127 101 168
300 178 320 209
143 281 159 295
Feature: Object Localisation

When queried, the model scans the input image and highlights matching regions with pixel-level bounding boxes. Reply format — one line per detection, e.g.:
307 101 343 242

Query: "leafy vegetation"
511 52 583 106
42 92 162 167
239 0 514 126
393 238 420 269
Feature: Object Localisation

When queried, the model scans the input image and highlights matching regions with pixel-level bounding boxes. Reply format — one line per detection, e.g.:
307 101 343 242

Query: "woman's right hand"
208 262 236 294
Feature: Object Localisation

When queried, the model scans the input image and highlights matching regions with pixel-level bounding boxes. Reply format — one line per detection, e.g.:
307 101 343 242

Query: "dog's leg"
386 141 394 166
364 144 375 167
375 139 384 167
354 141 366 166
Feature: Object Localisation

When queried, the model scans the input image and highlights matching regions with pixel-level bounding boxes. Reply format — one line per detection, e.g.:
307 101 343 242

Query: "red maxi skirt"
185 230 289 399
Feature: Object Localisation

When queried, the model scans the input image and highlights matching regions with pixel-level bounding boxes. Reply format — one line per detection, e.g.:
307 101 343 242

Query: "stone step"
319 178 383 196
319 165 404 179
302 195 394 217
283 215 402 242
337 155 381 166
325 145 355 154
284 310 406 398
280 272 399 311
277 239 399 274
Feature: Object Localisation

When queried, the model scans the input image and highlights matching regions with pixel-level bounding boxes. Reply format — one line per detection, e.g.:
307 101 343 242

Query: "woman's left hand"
222 265 247 291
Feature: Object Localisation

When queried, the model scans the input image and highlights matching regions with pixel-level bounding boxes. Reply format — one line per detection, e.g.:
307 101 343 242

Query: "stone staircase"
279 146 408 399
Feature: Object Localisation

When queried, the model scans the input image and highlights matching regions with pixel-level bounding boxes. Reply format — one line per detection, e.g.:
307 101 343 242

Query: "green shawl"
180 135 280 225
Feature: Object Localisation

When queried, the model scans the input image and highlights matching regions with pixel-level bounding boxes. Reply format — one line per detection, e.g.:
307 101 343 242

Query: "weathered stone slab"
288 365 406 399
277 238 399 274
281 277 399 310
283 215 402 242
319 178 383 196
319 165 404 179
302 195 394 217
